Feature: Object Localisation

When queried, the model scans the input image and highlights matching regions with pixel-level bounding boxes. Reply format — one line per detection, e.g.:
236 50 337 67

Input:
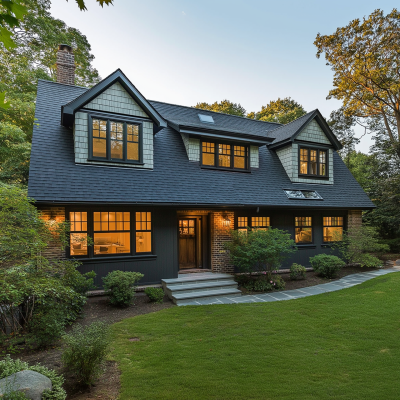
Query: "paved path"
178 267 400 306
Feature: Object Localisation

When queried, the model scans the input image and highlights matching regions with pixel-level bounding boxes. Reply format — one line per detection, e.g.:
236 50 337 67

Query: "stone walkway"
178 266 400 306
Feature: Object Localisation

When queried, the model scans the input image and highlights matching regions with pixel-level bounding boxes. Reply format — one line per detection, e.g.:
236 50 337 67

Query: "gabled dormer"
268 110 342 185
61 69 166 169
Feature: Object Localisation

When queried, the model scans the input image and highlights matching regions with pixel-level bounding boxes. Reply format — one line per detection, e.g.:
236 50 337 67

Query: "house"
27 45 374 287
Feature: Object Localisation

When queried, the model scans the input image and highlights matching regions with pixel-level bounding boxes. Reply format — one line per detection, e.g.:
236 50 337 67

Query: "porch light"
222 214 231 227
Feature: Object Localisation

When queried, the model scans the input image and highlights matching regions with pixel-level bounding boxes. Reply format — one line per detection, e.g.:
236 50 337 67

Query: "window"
237 217 248 233
198 114 214 123
93 212 130 255
237 216 270 232
201 141 248 170
299 147 327 178
90 117 141 163
251 217 270 230
70 212 88 256
323 217 343 242
136 212 151 252
295 217 312 243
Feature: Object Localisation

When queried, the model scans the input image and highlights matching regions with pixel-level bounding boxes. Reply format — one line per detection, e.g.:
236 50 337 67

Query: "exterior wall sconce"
222 214 231 227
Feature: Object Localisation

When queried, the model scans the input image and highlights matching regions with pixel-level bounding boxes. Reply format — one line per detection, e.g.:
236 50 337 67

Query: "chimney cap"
58 44 73 53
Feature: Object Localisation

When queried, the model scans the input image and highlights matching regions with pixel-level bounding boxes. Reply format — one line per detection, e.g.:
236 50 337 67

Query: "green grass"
111 273 400 400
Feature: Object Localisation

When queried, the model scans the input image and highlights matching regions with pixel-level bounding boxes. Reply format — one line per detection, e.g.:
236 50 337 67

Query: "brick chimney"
56 44 75 85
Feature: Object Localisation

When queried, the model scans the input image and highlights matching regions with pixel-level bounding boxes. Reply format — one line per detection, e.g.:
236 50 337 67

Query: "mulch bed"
4 294 174 400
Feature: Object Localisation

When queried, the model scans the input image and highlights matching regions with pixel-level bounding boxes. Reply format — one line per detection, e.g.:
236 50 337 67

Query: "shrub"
102 270 144 307
272 275 286 290
310 254 345 278
225 228 297 280
253 279 273 292
290 263 307 280
0 355 66 400
378 238 400 253
2 391 29 399
332 226 388 268
28 305 66 348
144 287 164 304
62 322 110 386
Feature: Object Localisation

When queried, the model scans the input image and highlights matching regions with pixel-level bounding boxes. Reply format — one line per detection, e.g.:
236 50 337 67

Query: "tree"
249 97 306 124
224 228 297 280
315 9 400 158
328 107 360 166
194 100 246 117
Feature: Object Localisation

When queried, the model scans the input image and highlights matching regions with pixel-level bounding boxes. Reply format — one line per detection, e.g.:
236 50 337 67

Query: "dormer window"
201 140 249 171
89 116 142 164
299 147 327 178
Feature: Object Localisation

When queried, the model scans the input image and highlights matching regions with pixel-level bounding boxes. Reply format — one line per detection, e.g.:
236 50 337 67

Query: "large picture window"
323 217 343 242
90 117 141 164
299 147 327 178
93 212 131 255
295 217 312 243
201 141 248 170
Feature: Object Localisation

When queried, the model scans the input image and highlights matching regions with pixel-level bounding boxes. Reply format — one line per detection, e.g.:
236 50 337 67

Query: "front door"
179 218 197 269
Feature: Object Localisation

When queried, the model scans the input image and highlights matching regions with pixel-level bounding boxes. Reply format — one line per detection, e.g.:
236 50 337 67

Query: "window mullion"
106 120 111 161
123 122 127 161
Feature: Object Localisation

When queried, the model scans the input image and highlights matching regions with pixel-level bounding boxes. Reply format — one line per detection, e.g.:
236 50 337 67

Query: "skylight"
198 114 214 124
284 190 323 200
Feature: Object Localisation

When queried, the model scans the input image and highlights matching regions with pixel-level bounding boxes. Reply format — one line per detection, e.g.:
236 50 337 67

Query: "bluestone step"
164 280 238 297
172 288 242 305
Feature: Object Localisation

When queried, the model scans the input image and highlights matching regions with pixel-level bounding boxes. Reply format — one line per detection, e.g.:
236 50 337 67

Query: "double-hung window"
90 117 141 164
299 147 327 178
323 217 343 242
295 217 312 243
70 212 88 256
201 141 249 170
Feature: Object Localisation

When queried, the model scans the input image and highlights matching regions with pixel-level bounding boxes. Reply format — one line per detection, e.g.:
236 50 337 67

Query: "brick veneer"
211 211 235 273
38 206 67 261
348 210 362 230
56 44 75 85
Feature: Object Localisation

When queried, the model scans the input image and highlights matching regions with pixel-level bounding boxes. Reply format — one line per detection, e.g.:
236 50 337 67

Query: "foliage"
62 322 110 386
225 228 297 280
315 9 400 159
378 238 400 253
0 122 30 185
0 355 66 399
332 226 388 268
2 391 29 399
144 287 164 304
28 305 67 348
102 270 144 307
310 254 345 278
111 273 400 399
248 97 306 124
0 1 28 50
194 100 246 117
289 263 306 280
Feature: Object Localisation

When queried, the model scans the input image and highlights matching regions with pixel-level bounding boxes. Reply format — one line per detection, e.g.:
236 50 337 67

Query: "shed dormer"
268 110 342 185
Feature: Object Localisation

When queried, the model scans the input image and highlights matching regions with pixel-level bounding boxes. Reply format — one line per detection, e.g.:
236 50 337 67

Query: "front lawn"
111 272 400 400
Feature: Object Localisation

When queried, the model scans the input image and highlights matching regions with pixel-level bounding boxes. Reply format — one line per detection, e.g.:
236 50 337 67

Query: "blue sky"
50 0 399 153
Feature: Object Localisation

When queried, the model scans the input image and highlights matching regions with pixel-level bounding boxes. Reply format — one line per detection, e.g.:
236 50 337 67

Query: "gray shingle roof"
27 80 374 209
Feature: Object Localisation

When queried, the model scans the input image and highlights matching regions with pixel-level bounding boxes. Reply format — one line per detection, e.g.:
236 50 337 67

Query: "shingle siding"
83 81 148 118
297 119 331 145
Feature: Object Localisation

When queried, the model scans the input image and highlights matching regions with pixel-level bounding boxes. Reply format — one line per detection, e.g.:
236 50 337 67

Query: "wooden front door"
179 219 196 269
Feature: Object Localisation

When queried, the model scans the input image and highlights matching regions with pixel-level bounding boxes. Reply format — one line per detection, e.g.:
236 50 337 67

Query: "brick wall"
211 211 234 273
38 206 67 261
348 210 362 230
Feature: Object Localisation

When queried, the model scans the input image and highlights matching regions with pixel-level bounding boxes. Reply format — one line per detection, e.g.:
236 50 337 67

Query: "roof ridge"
267 109 316 134
149 99 282 126
38 79 89 90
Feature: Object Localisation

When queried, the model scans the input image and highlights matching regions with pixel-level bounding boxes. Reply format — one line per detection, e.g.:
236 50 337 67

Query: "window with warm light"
93 212 130 255
136 212 152 252
237 217 248 233
251 217 270 230
201 141 248 170
295 217 312 243
90 117 141 164
323 217 343 242
299 147 327 178
70 212 88 256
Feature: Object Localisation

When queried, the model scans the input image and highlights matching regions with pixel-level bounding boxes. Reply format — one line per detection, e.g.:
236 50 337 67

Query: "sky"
50 0 399 154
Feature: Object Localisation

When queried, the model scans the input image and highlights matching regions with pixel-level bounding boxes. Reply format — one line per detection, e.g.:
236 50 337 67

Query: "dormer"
268 110 342 185
166 111 274 171
61 69 167 169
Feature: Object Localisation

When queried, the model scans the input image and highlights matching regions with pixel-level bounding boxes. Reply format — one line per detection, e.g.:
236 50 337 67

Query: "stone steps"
162 273 241 305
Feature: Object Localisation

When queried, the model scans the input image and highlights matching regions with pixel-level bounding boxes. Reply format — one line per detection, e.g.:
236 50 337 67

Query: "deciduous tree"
194 100 246 117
